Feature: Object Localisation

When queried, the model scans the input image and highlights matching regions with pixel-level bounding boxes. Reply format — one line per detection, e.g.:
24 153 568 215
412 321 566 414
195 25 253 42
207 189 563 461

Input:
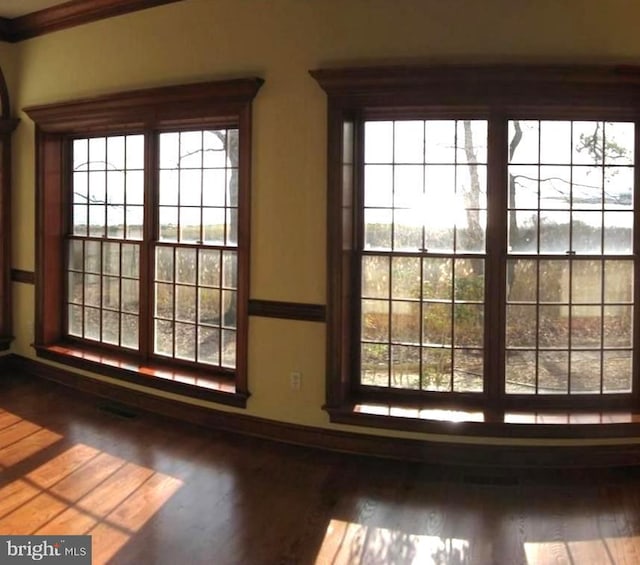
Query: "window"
26 78 263 407
312 66 640 425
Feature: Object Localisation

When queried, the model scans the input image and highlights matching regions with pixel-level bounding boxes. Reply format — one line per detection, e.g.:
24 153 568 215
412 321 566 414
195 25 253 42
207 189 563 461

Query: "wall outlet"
290 371 302 391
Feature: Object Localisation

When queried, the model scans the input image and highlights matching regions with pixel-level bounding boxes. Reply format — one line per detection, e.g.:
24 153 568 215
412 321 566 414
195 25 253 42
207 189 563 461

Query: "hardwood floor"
2 373 640 564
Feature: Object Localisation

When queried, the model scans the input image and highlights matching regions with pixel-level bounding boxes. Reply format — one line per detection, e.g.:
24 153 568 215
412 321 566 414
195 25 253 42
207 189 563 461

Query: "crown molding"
0 0 185 43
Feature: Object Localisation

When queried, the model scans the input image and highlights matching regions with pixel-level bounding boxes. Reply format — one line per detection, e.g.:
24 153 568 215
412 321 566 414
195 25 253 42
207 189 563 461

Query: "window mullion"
485 115 508 408
140 130 157 361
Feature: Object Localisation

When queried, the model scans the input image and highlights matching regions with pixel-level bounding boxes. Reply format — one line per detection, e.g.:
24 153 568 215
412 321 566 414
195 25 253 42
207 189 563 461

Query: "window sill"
35 343 248 408
327 402 640 439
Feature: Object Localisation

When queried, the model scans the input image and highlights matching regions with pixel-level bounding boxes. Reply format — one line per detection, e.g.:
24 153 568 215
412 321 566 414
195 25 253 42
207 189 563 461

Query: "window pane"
603 350 632 393
222 329 236 368
102 276 120 310
422 348 451 392
222 291 237 329
394 121 424 163
425 120 456 163
203 169 227 207
160 170 179 206
454 304 483 347
603 305 632 347
391 301 420 344
68 305 83 337
199 288 220 325
361 343 389 387
73 139 88 170
505 350 536 394
175 322 196 361
604 211 633 253
364 121 393 163
176 248 196 284
572 261 601 303
391 257 420 299
538 351 568 394
176 285 196 322
540 121 571 164
573 212 602 254
604 260 633 303
423 258 452 300
126 135 144 170
155 320 173 357
73 204 89 236
507 260 536 303
423 303 451 346
570 351 601 394
508 121 539 164
362 255 389 298
155 246 174 283
159 207 178 241
506 121 635 399
539 211 570 253
198 327 220 365
126 170 144 205
180 169 202 206
506 305 536 348
84 307 100 341
223 249 238 285
155 283 173 319
539 305 569 348
203 208 225 244
391 345 420 390
121 279 139 314
102 311 120 346
199 249 221 287
122 315 138 350
453 349 483 392
360 118 487 394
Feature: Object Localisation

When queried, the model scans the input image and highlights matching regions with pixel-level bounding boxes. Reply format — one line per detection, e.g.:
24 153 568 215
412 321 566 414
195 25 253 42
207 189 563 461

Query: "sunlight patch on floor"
0 412 183 564
315 519 469 565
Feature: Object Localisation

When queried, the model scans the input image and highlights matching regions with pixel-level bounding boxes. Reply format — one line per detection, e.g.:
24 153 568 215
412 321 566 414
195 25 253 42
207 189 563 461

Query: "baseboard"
4 353 640 469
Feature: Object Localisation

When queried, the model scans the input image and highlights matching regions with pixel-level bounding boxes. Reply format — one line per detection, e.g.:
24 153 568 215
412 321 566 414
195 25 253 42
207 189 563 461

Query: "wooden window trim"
0 66 18 350
312 65 640 432
25 78 263 407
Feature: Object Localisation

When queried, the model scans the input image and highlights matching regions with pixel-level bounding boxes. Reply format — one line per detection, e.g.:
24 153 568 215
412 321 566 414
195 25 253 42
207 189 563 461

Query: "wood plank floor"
3 374 640 564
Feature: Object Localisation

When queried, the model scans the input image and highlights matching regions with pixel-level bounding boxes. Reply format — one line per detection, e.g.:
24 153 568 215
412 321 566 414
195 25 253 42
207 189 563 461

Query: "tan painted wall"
6 0 640 440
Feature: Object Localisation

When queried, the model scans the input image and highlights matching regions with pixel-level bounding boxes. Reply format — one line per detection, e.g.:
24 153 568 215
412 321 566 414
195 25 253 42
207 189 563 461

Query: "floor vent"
98 402 138 420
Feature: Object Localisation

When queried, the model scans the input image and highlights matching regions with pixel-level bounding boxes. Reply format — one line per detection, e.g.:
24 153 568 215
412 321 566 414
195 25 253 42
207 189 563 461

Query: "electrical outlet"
290 371 302 391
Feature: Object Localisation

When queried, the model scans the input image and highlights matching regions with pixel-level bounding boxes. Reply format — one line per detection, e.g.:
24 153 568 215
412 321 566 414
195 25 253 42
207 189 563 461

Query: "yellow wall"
7 0 640 440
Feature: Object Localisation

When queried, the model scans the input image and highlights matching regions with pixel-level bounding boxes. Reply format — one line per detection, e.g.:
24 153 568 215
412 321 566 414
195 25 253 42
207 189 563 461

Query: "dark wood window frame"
311 65 640 437
0 66 18 350
25 78 263 408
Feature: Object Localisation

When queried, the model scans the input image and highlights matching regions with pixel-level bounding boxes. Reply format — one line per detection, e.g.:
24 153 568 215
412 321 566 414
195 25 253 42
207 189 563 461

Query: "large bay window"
312 66 640 430
26 79 263 406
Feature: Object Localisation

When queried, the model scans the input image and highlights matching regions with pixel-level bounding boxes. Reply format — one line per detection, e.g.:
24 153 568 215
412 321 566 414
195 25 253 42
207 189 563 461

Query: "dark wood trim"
312 64 640 418
25 78 264 134
326 405 640 440
11 269 35 284
248 299 326 322
0 66 17 350
0 18 12 42
7 353 640 468
310 65 640 115
34 344 248 408
27 78 263 397
0 0 186 43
